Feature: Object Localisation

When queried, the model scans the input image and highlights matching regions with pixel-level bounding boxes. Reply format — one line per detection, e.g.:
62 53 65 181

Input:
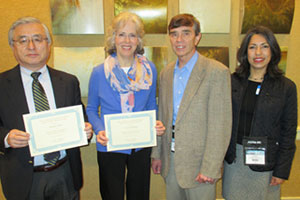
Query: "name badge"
171 138 175 152
243 137 267 165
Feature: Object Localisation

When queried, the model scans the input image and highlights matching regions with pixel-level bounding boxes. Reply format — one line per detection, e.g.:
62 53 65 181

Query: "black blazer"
0 65 84 200
225 73 297 180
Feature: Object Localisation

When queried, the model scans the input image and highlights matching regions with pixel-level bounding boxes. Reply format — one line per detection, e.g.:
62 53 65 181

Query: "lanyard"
255 84 261 95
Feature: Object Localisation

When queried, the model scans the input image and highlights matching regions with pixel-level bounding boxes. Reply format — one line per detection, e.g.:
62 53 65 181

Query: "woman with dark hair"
86 12 165 200
222 26 297 200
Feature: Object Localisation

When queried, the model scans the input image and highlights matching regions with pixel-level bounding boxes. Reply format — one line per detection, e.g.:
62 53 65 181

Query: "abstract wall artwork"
144 47 168 81
242 0 295 34
53 47 105 100
50 0 104 34
197 47 229 67
114 0 167 33
279 46 288 73
179 0 231 33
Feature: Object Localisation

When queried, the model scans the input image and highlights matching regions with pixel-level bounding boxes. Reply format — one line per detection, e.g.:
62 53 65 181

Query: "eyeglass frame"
12 34 49 47
115 32 138 41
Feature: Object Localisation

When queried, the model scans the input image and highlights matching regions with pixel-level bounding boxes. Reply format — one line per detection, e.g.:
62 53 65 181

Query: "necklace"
248 76 264 81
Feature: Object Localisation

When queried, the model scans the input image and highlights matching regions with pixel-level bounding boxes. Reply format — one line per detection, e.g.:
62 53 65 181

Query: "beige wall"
0 0 300 199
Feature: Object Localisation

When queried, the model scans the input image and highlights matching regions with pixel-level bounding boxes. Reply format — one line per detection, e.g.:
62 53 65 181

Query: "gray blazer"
152 53 232 188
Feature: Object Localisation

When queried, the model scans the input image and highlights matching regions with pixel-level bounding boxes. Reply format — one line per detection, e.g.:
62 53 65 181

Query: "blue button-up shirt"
172 52 198 125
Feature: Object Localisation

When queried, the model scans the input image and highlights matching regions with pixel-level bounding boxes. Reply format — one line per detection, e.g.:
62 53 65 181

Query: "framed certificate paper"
23 105 88 156
104 110 157 151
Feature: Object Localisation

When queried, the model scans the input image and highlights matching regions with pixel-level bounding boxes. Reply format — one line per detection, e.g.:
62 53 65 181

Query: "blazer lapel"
175 54 206 124
48 67 66 108
4 66 29 115
164 64 175 124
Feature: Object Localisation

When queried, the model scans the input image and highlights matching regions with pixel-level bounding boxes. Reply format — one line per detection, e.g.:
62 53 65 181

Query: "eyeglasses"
12 35 48 47
116 32 138 41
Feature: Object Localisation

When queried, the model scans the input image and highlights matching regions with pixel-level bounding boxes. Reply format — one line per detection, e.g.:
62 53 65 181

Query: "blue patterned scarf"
104 53 153 113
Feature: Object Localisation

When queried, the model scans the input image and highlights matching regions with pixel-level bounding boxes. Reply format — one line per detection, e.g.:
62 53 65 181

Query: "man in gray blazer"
151 14 232 200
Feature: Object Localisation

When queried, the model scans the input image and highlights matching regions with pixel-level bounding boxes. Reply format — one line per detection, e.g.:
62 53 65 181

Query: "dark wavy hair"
168 13 201 36
236 26 283 79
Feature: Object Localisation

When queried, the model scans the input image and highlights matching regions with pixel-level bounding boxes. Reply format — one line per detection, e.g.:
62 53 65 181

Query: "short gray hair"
8 17 52 46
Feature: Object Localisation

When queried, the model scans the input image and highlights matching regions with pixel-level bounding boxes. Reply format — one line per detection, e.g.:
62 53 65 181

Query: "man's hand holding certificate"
23 105 88 156
104 110 157 151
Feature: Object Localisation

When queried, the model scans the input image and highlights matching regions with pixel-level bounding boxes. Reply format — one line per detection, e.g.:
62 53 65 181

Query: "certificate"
104 110 157 151
23 105 88 156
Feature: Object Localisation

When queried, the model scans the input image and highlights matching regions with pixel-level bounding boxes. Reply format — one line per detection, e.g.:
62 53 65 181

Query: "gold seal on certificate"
104 110 157 151
23 105 88 156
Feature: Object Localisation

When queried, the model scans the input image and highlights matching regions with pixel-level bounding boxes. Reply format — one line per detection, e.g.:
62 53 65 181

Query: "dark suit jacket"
0 65 84 200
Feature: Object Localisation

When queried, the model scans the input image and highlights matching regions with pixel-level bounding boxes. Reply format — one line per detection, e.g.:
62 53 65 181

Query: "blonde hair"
105 12 145 55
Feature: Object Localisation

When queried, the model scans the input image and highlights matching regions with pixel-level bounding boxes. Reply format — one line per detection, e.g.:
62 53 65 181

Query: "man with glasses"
0 17 93 200
151 14 232 200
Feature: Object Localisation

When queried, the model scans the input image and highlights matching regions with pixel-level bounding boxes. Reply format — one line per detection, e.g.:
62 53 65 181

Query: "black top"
237 80 261 144
225 73 297 179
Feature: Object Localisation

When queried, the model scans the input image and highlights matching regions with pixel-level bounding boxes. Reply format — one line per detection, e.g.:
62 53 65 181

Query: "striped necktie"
31 72 60 166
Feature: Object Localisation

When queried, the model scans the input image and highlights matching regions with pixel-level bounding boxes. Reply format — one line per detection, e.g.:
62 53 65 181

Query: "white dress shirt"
5 65 66 166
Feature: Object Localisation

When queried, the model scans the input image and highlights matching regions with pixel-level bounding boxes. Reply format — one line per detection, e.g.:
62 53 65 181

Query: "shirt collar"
175 51 199 72
20 65 48 77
